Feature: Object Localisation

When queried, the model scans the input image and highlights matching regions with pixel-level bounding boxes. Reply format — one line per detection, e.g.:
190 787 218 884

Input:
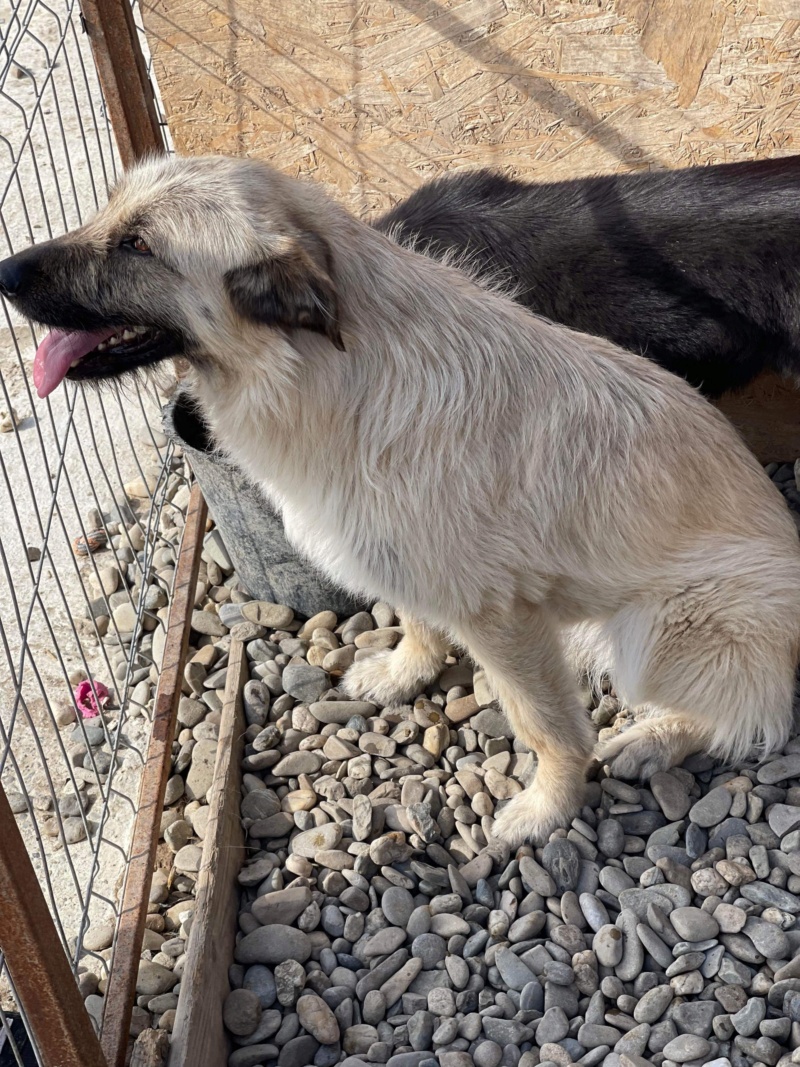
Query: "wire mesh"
0 0 183 1059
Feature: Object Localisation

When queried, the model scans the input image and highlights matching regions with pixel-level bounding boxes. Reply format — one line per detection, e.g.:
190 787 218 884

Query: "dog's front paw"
342 651 424 706
491 786 581 849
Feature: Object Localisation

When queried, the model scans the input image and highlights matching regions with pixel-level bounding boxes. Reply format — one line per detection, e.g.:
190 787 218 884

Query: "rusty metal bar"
100 483 207 1067
0 784 108 1067
78 0 165 166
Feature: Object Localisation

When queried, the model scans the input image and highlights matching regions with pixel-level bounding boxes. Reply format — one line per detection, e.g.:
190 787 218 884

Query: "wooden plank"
714 371 800 464
0 785 108 1067
141 0 800 214
101 484 208 1067
168 637 249 1067
79 0 164 166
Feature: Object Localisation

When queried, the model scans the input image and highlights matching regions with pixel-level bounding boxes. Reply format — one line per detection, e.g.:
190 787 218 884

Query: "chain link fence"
0 0 183 1061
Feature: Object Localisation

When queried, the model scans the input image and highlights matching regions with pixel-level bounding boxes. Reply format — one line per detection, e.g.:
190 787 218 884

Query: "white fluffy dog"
7 154 800 846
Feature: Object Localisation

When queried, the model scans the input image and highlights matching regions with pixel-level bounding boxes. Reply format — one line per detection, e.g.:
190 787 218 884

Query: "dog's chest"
277 493 408 600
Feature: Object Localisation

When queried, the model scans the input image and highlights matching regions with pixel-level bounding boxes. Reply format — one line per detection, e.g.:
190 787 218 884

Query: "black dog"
375 156 800 397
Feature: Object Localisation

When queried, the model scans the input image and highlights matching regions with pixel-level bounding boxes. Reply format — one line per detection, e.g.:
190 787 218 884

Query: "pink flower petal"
74 679 110 719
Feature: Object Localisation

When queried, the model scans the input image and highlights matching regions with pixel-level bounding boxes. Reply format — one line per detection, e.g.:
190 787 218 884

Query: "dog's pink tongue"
33 327 117 398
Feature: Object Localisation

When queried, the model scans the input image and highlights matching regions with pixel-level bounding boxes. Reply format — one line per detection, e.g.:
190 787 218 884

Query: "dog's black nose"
0 254 34 299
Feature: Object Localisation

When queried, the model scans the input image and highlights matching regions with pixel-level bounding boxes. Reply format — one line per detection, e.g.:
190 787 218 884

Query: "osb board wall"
140 0 800 217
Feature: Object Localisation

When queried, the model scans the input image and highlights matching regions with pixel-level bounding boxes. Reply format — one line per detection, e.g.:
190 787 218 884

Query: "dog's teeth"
122 329 136 341
97 342 107 351
70 359 80 368
133 326 148 335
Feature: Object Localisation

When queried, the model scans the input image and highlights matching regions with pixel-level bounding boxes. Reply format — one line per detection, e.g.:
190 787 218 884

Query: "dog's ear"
225 233 345 351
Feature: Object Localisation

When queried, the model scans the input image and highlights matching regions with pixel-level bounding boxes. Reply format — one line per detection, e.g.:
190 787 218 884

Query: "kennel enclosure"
1 2 800 1067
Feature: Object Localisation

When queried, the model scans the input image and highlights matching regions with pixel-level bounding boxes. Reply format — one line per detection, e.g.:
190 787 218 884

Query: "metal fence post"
78 0 165 164
0 785 108 1067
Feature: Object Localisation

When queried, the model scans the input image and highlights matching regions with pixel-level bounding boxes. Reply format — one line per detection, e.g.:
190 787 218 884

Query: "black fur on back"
374 157 800 396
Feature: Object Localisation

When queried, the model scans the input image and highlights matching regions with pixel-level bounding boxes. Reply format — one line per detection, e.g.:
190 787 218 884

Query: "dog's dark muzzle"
0 249 40 300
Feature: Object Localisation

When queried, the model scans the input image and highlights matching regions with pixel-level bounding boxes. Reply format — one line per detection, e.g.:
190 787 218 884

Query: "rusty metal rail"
0 786 108 1067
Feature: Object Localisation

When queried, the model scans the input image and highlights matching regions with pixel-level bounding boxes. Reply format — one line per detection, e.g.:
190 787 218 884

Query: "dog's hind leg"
454 601 596 847
342 614 449 704
595 711 714 779
593 588 796 780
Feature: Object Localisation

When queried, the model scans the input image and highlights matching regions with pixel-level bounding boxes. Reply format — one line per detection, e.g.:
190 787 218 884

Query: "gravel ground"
103 461 800 1067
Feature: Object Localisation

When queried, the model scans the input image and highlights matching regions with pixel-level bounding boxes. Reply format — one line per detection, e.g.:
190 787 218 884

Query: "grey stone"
243 680 270 727
381 886 415 928
671 1000 720 1039
580 893 610 932
757 754 800 784
669 906 719 942
407 1011 434 1051
272 750 324 776
380 959 423 1005
731 996 766 1037
185 739 218 802
650 771 691 820
689 786 732 827
282 661 329 703
767 803 800 837
494 948 535 991
635 923 673 968
615 908 644 981
593 924 623 967
292 823 343 858
411 933 447 969
518 855 556 896
234 925 312 966
578 1023 622 1048
743 915 789 959
252 886 312 926
480 1018 533 1044
229 1047 280 1067
244 965 277 1008
541 838 581 892
136 960 178 996
617 884 691 919
224 989 262 1037
633 985 673 1025
741 881 800 913
278 1035 319 1067
297 993 340 1044
471 708 513 739
662 1034 711 1062
596 818 625 858
310 701 377 725
535 1007 569 1045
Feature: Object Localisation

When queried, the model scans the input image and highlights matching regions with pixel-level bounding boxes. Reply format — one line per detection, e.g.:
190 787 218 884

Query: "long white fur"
85 155 800 844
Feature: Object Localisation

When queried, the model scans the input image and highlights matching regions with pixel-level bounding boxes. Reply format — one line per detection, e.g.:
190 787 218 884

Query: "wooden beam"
79 0 164 166
101 484 208 1067
168 638 249 1067
714 371 800 464
0 785 108 1067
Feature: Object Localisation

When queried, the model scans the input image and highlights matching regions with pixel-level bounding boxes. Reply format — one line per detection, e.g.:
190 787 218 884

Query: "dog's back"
376 157 800 396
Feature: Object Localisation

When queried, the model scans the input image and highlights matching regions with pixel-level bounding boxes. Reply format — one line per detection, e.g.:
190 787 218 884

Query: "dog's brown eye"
122 236 152 255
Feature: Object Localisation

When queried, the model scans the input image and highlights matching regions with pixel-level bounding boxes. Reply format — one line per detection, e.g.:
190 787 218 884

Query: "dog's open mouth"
33 325 180 398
